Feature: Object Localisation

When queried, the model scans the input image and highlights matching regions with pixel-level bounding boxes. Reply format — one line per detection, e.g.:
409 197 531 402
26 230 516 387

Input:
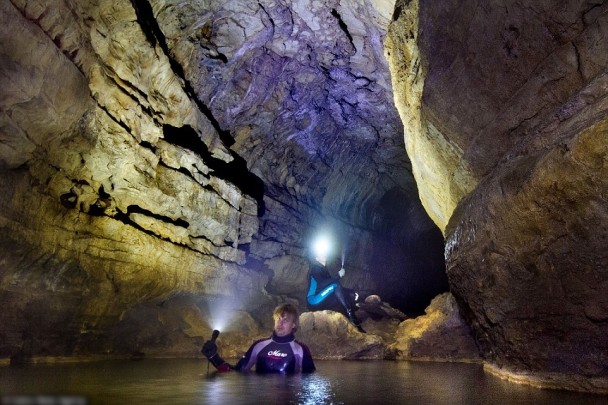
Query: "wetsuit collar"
271 331 295 343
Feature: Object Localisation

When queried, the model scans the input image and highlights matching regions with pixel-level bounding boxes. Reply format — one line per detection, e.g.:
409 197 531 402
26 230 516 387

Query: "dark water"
0 359 606 405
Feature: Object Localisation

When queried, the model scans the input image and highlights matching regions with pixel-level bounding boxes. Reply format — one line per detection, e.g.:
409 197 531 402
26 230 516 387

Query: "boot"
347 309 366 333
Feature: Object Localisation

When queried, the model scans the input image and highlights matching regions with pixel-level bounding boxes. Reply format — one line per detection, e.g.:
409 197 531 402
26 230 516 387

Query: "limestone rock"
385 0 477 231
298 310 386 360
387 0 608 392
7 0 606 394
357 294 407 322
389 293 480 362
446 118 608 386
0 0 447 364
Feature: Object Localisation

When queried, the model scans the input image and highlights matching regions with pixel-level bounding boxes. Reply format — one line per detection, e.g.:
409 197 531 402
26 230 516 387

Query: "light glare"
312 235 331 259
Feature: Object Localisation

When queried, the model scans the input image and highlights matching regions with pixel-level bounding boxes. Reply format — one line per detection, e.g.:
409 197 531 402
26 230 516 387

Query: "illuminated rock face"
387 0 608 391
0 0 446 360
389 293 480 363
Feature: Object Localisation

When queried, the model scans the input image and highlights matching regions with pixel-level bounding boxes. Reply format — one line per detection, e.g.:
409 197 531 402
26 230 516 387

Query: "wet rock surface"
387 0 608 392
389 293 480 362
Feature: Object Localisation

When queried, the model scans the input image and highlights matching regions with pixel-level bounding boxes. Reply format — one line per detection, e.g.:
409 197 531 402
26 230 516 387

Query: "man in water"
201 303 315 373
307 253 366 333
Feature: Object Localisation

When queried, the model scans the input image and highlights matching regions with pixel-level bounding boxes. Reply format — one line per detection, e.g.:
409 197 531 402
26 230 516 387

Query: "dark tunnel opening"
370 187 449 316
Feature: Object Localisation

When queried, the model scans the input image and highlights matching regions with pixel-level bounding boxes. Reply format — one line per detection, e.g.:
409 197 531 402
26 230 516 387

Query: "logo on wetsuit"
268 350 288 358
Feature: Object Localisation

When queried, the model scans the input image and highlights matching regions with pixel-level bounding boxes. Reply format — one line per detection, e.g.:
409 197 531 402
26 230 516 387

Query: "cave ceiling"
150 0 413 226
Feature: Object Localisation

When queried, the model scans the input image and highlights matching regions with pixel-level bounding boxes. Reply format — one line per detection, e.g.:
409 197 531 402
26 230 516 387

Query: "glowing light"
312 235 332 260
205 297 236 332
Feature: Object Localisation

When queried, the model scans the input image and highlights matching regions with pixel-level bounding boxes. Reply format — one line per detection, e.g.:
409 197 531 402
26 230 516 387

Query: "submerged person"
201 303 315 374
307 253 366 333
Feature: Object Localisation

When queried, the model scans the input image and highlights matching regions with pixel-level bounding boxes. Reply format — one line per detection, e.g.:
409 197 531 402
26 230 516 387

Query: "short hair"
273 303 300 331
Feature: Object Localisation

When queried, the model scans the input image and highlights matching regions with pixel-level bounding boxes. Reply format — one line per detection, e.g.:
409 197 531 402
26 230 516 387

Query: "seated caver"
307 254 366 333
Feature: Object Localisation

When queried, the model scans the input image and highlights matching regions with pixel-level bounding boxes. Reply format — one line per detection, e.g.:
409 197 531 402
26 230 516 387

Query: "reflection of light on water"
296 374 341 405
201 372 340 405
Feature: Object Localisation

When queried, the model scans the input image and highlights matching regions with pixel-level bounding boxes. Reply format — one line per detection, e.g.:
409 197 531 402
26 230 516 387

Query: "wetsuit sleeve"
206 352 233 372
300 343 316 373
234 339 267 372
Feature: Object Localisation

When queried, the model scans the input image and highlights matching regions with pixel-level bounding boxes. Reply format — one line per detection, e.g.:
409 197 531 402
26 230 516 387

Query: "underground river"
1 359 607 404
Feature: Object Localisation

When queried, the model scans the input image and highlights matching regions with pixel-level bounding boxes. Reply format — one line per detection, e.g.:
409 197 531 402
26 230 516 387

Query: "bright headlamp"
312 234 332 260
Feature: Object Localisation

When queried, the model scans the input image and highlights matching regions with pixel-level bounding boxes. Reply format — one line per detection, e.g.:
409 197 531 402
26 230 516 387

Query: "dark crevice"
140 141 157 153
129 0 265 216
163 124 266 217
331 9 354 47
572 42 582 78
392 6 402 21
156 160 216 196
200 45 228 63
97 103 132 134
114 208 179 242
103 64 158 121
129 0 158 48
87 201 107 217
129 0 235 147
126 204 189 228
238 242 251 254
98 185 111 199
113 209 235 262
392 0 412 21
60 192 78 209
258 1 275 29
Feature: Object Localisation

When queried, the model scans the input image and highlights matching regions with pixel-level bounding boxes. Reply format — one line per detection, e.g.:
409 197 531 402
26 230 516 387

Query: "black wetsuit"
234 331 315 374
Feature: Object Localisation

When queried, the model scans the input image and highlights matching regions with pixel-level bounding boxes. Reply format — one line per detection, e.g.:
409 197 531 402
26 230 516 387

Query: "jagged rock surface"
0 0 446 361
203 294 475 363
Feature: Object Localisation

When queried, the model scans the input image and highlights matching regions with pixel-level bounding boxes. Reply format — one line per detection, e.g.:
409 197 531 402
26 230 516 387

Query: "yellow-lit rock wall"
2 0 446 362
385 0 477 233
0 0 270 358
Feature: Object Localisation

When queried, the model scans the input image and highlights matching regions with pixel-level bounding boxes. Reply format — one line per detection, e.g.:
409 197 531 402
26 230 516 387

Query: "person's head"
315 255 327 266
311 234 331 266
272 303 299 337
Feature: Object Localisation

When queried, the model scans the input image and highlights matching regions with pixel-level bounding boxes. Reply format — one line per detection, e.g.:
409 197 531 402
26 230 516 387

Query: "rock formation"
389 293 480 363
386 0 608 392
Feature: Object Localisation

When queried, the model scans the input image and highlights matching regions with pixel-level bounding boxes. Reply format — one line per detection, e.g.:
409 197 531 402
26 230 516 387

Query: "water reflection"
1 359 606 405
200 371 336 405
296 374 336 405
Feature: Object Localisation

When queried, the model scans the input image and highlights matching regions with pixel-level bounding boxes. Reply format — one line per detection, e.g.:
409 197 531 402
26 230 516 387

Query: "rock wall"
8 0 605 393
0 0 272 358
0 0 447 361
386 0 608 392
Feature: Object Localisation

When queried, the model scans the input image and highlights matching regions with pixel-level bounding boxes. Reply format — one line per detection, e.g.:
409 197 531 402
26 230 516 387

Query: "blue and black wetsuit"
234 331 315 373
307 260 365 332
307 261 351 311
